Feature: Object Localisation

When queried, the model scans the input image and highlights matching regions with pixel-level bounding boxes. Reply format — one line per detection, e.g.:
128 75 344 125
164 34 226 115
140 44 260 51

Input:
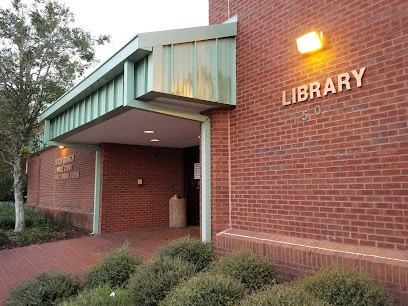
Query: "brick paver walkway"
0 226 200 304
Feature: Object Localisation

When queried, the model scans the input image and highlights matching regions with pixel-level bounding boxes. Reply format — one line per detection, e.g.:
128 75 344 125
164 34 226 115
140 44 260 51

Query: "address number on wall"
293 105 322 125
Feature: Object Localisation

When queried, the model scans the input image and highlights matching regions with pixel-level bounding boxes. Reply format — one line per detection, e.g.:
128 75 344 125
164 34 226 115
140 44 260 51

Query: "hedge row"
5 236 394 306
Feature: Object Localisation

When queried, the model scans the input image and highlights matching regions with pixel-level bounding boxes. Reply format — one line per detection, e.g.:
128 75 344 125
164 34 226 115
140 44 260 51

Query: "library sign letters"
282 67 366 125
54 154 80 180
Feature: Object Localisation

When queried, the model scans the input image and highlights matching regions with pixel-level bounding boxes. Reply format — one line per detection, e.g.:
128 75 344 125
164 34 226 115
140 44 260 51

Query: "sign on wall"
54 154 80 180
194 163 201 180
282 67 366 125
282 67 366 106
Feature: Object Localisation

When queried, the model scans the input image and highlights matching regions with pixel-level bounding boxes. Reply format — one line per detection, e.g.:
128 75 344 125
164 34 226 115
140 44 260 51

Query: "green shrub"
160 272 246 306
0 229 9 246
0 206 58 231
0 215 14 229
60 285 129 306
0 206 58 247
14 228 51 246
0 205 15 230
84 245 141 289
24 207 44 226
5 270 80 306
34 219 60 235
209 249 279 291
0 168 13 201
25 207 58 229
301 266 394 306
155 236 213 272
127 256 195 306
239 283 329 306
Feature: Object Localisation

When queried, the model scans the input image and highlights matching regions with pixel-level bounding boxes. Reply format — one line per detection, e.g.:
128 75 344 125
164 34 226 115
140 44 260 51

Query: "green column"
201 119 211 242
92 149 101 235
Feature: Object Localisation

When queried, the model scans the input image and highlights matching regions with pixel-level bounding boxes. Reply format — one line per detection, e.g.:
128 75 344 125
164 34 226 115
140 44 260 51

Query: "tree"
0 0 110 231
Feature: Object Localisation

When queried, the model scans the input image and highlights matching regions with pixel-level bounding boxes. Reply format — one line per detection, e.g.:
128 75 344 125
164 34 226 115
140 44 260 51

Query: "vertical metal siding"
173 43 194 97
161 45 170 93
135 57 148 98
49 74 124 139
217 37 235 105
140 37 235 105
196 40 216 101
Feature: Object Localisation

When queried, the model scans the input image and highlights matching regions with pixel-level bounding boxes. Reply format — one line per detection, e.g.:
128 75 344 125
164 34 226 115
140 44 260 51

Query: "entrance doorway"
184 146 200 225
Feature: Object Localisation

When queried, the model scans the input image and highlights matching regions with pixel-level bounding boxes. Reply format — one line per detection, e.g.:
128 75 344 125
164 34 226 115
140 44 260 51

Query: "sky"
0 0 209 77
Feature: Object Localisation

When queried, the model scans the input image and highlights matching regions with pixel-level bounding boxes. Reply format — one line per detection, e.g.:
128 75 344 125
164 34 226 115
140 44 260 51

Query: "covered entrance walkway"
37 22 237 241
0 226 199 304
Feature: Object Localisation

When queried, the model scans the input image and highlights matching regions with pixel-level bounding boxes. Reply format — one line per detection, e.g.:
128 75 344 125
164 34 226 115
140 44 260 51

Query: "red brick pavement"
0 226 200 305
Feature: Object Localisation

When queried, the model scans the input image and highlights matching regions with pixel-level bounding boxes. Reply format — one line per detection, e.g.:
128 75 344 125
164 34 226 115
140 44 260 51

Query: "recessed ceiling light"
151 139 159 142
144 130 154 134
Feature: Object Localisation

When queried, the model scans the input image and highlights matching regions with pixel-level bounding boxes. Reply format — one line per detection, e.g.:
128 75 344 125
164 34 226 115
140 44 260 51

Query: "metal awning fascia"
137 22 236 49
39 22 237 122
39 37 149 121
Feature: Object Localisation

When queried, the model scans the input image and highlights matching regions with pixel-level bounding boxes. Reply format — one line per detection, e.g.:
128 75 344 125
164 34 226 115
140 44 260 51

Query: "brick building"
28 0 407 303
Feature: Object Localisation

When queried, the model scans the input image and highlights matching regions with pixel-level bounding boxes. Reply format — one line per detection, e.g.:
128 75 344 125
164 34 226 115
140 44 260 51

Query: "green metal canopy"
40 22 237 142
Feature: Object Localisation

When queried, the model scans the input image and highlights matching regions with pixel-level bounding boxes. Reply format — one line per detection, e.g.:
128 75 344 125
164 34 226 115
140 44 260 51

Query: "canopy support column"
201 119 211 242
92 149 101 235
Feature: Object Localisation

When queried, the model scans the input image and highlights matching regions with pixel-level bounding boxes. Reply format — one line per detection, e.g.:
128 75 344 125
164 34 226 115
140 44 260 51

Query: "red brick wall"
216 229 408 305
208 109 231 237
99 144 184 233
27 147 95 230
209 0 408 250
209 1 408 303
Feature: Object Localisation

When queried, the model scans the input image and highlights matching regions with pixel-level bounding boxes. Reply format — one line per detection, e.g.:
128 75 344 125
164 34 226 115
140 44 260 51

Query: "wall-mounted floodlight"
58 145 65 149
297 31 323 54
